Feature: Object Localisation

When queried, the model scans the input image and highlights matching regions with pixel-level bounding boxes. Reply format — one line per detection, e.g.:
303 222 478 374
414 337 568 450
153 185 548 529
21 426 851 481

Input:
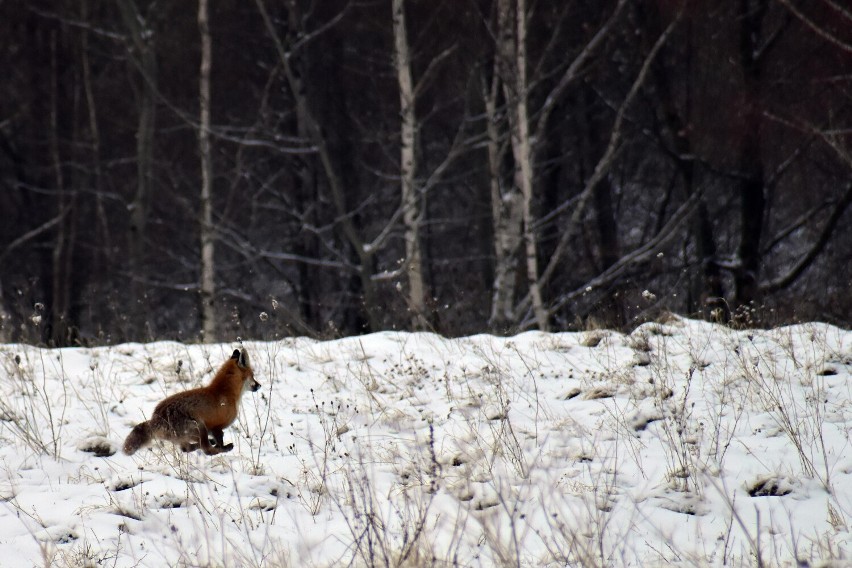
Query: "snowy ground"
0 317 850 567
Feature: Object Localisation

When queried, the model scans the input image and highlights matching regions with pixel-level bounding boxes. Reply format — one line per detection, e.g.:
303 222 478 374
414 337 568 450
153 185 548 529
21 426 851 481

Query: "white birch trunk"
392 0 428 330
494 0 548 330
512 0 548 330
198 0 216 342
485 72 522 330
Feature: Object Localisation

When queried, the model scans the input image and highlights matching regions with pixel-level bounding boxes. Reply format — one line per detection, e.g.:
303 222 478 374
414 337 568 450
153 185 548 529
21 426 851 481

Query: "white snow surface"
0 317 851 566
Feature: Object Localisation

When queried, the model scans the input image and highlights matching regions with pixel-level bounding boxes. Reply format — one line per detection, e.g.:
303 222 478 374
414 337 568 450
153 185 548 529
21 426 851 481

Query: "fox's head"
231 348 261 393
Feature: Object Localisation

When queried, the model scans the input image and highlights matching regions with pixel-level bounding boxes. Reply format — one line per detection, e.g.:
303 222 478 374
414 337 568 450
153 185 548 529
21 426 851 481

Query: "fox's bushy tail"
123 421 152 455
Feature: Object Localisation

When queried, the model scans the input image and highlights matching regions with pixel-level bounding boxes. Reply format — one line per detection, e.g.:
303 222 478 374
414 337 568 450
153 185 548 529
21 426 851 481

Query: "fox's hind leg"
173 420 215 454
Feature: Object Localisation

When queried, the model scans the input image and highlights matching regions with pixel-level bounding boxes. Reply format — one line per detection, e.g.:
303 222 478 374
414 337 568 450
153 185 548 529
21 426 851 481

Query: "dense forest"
0 0 850 345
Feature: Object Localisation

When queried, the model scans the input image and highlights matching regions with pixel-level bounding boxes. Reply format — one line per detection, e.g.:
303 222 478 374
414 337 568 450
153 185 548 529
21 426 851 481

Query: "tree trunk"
512 0 548 331
81 0 113 336
116 0 156 335
485 49 521 332
392 0 428 330
198 0 216 342
257 0 382 332
575 85 622 327
49 30 78 345
641 2 725 320
734 0 768 316
498 0 547 330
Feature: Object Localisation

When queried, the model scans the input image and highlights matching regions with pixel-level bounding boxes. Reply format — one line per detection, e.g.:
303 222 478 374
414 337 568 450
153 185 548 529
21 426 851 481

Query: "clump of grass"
0 348 69 459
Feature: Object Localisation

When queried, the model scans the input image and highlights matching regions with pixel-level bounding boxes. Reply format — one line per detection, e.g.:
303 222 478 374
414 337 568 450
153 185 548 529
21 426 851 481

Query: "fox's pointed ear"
238 348 249 368
231 349 241 361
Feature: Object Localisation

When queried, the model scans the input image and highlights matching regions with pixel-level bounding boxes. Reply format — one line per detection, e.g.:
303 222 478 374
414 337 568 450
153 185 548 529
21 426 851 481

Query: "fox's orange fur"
123 348 261 456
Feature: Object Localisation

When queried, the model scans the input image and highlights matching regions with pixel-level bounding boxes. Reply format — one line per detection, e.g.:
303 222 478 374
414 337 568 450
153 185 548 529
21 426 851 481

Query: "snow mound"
0 318 850 566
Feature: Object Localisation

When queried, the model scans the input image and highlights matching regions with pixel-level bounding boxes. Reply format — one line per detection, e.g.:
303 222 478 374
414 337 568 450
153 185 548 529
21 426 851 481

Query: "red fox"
123 348 261 456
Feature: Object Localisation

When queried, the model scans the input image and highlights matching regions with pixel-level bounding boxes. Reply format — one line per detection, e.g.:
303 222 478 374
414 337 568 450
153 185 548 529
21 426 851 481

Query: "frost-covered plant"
0 348 69 459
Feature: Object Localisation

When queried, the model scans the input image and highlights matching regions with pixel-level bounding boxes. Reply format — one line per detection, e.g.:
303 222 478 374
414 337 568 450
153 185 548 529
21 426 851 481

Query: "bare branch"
290 4 351 54
761 199 830 255
535 13 681 289
413 44 458 99
774 0 852 53
27 6 124 40
254 0 368 261
532 0 629 148
760 182 852 293
215 220 356 273
0 205 72 264
822 0 852 22
526 189 704 328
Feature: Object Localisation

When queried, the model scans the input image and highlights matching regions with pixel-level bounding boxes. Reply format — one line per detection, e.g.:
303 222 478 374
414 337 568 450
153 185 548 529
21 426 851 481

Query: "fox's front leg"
186 420 226 455
210 427 234 452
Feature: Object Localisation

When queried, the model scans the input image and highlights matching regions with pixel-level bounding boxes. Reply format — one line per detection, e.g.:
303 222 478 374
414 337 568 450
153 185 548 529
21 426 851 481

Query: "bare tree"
484 67 523 331
757 0 852 295
254 0 385 331
486 0 633 331
509 3 678 329
493 0 547 330
48 29 78 345
1 0 849 342
254 0 465 332
115 0 157 331
732 0 769 314
80 0 111 281
392 0 428 330
198 0 216 341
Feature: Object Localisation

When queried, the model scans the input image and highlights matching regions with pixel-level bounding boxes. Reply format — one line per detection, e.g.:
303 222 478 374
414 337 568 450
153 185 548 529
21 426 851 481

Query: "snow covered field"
0 317 850 567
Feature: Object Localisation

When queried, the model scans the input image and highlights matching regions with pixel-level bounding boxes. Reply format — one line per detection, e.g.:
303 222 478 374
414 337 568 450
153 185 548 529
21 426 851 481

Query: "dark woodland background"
0 0 850 346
